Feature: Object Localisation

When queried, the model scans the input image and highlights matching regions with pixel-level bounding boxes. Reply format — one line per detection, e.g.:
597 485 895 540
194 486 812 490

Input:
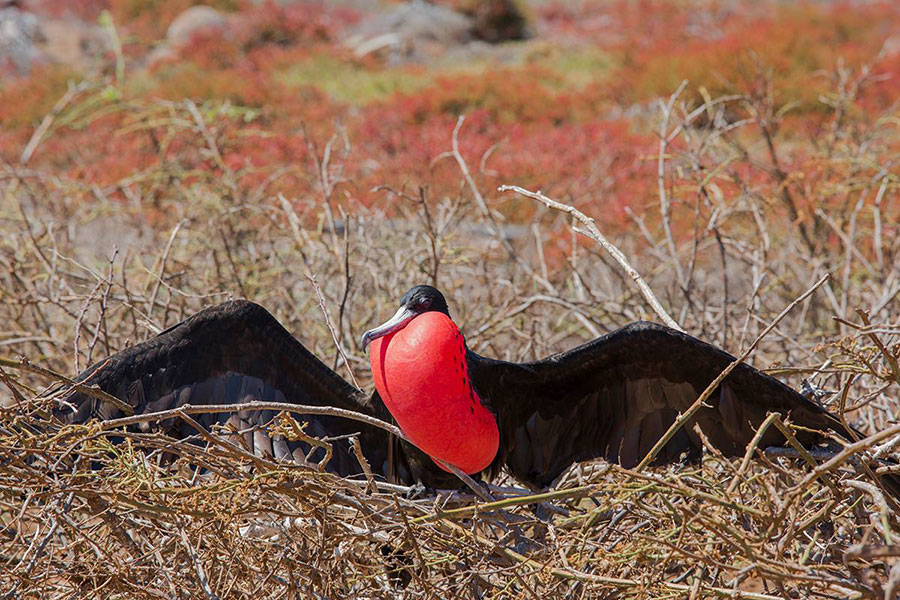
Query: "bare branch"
498 184 683 331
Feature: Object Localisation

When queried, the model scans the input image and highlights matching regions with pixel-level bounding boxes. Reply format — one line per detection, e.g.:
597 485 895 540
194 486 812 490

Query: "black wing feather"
56 300 396 480
469 321 850 489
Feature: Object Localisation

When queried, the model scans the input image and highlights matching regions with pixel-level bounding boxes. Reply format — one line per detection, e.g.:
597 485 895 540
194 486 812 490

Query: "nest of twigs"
2 405 899 599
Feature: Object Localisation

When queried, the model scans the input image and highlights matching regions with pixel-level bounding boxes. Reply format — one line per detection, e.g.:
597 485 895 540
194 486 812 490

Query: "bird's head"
361 285 450 351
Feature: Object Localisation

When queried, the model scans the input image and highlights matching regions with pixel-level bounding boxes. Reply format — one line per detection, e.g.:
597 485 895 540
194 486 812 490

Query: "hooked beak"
361 306 417 351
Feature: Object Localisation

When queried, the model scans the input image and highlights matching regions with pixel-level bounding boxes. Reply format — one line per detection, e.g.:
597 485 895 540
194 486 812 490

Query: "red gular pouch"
369 311 499 475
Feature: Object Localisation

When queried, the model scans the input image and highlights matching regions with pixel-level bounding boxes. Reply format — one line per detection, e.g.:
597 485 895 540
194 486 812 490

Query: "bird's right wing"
56 300 395 479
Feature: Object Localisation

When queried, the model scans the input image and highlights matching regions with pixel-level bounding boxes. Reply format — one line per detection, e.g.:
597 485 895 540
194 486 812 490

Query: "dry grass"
0 74 898 598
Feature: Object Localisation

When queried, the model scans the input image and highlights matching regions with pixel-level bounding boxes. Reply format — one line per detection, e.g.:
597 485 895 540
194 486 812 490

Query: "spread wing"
55 300 398 480
470 321 850 489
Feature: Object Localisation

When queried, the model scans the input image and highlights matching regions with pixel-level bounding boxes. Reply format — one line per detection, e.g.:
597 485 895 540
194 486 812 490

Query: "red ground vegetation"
2 0 897 246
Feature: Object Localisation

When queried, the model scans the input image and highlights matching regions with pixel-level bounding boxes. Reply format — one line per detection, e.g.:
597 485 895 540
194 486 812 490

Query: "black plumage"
58 301 403 480
468 322 849 488
58 293 853 490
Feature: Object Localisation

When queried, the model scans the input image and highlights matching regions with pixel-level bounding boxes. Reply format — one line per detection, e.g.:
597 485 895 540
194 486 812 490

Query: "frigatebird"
58 285 855 490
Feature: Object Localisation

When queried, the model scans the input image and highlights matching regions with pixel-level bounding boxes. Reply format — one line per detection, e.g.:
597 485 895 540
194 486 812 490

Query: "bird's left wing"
469 322 849 489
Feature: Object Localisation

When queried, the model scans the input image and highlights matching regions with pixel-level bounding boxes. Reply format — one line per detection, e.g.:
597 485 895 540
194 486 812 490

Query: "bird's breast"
369 312 499 474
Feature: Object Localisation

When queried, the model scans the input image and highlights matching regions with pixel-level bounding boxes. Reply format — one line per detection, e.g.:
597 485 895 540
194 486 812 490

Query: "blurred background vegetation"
3 0 897 225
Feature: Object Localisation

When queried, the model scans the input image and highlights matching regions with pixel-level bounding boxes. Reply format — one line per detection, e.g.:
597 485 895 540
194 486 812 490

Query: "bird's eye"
417 297 431 309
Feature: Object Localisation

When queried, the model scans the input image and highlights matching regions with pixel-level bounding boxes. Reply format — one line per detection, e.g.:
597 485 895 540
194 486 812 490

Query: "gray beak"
361 306 417 351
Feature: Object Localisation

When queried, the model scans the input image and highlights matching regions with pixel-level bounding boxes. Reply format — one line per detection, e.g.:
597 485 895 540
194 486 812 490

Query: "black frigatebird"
58 285 858 490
